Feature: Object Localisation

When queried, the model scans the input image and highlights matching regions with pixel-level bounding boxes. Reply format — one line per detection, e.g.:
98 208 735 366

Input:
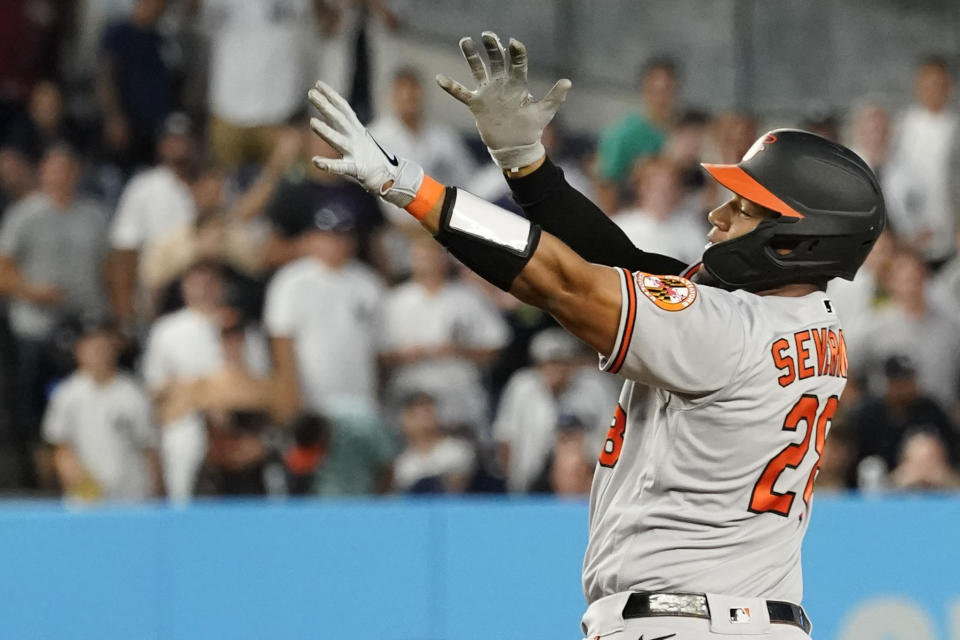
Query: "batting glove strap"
489 141 546 173
379 158 424 209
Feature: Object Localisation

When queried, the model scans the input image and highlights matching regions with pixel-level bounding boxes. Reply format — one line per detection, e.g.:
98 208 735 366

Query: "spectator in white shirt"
392 391 475 494
107 112 198 328
368 66 476 223
200 0 315 168
142 260 270 500
264 201 384 421
379 234 509 434
44 324 161 501
884 55 959 268
493 328 618 493
366 66 480 281
612 156 706 265
852 248 960 415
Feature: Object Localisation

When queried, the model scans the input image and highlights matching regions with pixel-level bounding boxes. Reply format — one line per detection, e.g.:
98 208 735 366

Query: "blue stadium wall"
0 496 957 639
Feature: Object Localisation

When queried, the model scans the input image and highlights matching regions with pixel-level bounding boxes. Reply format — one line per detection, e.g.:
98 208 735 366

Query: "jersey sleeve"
506 157 687 275
599 268 746 395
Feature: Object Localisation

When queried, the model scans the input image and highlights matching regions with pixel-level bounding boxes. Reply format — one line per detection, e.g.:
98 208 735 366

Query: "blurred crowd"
0 0 959 503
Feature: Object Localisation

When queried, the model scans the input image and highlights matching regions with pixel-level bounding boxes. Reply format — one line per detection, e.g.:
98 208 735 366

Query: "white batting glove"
307 81 423 208
436 31 572 171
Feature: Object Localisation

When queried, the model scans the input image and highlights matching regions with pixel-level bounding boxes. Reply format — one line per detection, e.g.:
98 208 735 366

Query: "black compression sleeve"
506 157 688 275
434 188 542 292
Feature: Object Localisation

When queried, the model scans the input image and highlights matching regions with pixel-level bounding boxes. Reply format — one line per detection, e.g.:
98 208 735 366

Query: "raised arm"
307 81 622 355
436 32 687 275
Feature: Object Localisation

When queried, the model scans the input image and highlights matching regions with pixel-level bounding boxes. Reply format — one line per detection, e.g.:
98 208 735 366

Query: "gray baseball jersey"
583 268 848 606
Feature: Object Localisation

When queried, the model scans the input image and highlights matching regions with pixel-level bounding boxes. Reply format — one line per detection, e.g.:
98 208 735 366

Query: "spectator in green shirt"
596 57 679 186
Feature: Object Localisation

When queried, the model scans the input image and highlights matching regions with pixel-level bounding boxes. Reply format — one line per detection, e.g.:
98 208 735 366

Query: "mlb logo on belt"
729 607 752 623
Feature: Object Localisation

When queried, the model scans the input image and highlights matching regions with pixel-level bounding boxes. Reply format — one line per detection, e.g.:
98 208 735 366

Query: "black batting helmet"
699 128 886 291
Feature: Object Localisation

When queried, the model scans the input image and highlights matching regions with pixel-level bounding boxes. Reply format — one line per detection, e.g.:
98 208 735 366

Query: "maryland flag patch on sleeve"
635 273 698 311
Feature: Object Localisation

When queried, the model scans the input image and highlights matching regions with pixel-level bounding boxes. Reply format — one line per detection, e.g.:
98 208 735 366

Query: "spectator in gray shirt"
0 144 110 486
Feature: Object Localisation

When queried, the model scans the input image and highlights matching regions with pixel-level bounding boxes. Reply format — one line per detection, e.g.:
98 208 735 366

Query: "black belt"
622 592 811 635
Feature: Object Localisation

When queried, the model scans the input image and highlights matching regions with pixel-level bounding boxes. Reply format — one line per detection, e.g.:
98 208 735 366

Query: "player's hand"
307 81 423 208
436 31 572 171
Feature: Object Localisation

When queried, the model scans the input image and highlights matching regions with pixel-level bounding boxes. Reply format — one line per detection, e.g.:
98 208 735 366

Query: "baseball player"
305 32 884 639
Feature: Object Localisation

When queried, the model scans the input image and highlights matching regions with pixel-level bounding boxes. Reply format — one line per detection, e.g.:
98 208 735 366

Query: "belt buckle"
647 592 710 618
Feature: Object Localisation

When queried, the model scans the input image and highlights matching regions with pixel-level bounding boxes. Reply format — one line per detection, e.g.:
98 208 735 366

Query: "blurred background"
0 1 959 639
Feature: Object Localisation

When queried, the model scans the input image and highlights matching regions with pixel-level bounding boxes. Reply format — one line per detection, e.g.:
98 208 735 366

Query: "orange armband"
404 176 445 220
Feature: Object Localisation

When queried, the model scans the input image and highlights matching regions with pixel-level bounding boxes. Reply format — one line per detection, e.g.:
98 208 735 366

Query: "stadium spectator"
595 56 678 185
884 55 959 268
264 198 384 421
315 0 401 125
0 144 110 485
142 260 270 501
139 127 303 299
379 234 509 433
710 111 758 164
492 328 616 493
662 109 712 208
368 66 477 222
392 391 475 494
827 229 896 359
284 413 332 494
703 111 758 210
612 156 706 265
852 248 960 414
200 0 315 168
3 80 82 162
813 425 857 493
264 127 383 269
97 0 180 169
191 295 279 497
312 404 396 495
889 431 960 491
848 100 894 181
42 323 160 501
107 112 198 328
800 107 841 142
850 354 958 478
195 409 277 496
546 414 595 496
359 68 461 274
0 145 36 436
